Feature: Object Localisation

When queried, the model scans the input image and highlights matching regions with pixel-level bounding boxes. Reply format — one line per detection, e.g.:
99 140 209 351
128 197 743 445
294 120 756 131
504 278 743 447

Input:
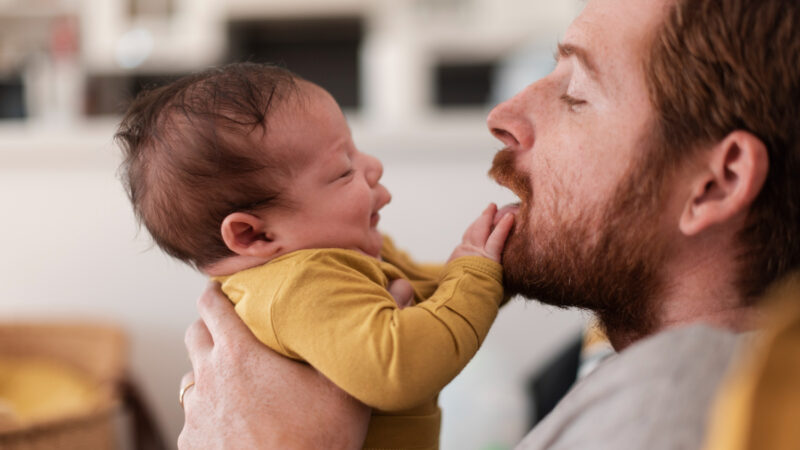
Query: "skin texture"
180 0 771 445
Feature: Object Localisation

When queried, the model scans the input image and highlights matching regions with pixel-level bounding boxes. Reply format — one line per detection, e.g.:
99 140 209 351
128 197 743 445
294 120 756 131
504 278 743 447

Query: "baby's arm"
180 283 370 450
270 205 514 412
382 203 514 280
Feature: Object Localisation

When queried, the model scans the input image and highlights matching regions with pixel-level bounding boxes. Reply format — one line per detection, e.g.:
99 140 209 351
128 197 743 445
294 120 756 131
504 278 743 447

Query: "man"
179 0 799 447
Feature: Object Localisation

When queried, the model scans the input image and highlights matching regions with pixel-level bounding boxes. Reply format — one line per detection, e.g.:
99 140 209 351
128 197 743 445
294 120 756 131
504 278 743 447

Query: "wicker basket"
0 322 128 450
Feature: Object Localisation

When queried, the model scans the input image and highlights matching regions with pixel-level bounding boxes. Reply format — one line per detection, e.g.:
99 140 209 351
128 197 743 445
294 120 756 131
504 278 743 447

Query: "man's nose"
487 87 535 151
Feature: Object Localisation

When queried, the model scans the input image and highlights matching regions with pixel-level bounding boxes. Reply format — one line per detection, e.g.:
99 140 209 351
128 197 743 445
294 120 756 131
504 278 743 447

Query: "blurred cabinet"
0 0 578 124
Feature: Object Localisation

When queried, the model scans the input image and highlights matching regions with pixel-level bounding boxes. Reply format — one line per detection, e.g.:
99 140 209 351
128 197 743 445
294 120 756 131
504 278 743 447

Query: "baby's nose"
365 155 383 186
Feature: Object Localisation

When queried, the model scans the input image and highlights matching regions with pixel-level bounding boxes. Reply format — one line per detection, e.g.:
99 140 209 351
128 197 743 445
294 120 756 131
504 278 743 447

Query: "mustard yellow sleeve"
703 273 800 450
380 235 445 280
271 251 503 412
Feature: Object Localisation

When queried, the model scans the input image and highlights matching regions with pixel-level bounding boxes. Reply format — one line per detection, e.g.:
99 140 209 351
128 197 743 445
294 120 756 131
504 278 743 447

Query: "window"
227 17 364 109
434 61 496 108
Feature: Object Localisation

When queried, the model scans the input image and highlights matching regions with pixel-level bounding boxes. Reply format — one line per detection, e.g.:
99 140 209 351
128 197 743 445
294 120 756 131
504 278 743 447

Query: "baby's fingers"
463 203 497 245
485 213 515 261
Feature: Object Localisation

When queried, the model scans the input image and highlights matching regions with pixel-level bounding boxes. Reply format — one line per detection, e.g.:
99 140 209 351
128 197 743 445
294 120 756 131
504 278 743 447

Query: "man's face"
487 0 673 340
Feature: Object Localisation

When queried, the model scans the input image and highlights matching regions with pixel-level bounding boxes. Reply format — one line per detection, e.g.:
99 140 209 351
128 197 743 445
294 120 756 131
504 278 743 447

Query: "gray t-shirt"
517 325 746 450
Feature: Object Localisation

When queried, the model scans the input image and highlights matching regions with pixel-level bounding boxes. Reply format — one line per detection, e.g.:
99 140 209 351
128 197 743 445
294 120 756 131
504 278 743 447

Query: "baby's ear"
220 212 283 258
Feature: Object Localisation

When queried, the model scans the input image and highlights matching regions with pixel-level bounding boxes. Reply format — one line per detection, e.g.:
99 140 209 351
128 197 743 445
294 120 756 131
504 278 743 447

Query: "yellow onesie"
215 236 504 450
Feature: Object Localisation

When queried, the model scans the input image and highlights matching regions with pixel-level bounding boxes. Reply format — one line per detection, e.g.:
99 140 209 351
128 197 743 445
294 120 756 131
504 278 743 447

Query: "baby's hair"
116 62 300 269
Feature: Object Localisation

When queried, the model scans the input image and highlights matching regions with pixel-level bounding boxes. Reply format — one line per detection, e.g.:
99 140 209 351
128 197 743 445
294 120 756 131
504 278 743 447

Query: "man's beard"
489 146 670 346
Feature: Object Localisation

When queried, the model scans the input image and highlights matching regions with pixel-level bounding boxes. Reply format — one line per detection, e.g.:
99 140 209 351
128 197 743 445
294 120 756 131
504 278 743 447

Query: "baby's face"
263 81 392 258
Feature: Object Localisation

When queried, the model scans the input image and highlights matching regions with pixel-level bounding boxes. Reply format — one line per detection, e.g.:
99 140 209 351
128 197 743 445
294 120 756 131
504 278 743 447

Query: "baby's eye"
339 169 353 179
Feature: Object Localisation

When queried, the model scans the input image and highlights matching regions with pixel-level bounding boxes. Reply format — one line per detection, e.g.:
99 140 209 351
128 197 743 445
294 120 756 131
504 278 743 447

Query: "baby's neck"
202 247 382 277
202 254 272 277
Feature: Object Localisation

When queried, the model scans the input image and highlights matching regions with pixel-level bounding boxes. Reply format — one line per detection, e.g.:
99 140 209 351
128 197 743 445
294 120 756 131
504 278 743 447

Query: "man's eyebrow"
555 41 601 81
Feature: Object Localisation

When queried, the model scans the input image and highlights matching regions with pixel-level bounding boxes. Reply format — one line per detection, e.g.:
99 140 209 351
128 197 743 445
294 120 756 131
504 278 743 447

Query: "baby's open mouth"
370 212 381 227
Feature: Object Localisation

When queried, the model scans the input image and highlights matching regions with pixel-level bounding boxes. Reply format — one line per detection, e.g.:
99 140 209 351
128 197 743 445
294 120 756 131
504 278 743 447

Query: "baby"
116 62 514 450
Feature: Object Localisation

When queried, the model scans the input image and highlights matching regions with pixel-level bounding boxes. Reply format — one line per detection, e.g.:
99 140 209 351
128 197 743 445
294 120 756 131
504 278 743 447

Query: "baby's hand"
448 203 515 263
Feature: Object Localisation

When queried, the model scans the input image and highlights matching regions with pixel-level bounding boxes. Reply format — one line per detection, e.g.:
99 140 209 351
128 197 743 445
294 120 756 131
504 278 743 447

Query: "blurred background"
0 0 588 448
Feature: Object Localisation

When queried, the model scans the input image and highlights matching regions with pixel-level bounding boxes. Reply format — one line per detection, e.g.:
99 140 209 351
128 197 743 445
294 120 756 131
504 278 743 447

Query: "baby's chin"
362 231 384 259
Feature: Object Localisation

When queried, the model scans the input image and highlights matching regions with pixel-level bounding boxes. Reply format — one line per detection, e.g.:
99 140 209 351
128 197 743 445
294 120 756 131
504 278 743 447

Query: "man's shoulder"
517 325 747 450
596 324 745 381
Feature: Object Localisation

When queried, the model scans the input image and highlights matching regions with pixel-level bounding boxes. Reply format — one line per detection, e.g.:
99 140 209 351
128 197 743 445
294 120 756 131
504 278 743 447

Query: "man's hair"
645 0 800 299
116 63 300 269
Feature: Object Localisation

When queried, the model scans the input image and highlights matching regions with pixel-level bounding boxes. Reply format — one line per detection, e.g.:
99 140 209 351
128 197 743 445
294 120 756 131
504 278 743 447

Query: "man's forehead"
567 0 670 56
563 0 671 85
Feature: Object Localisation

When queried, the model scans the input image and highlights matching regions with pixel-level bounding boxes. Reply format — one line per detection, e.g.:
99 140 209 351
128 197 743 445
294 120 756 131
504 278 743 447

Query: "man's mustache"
489 148 532 204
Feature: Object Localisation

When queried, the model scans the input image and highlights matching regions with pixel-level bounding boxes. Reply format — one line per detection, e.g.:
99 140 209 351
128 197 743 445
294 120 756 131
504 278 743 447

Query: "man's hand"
448 203 515 263
178 282 371 449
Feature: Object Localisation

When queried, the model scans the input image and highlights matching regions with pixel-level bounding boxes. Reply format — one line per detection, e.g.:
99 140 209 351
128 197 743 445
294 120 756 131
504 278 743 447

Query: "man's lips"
495 203 520 225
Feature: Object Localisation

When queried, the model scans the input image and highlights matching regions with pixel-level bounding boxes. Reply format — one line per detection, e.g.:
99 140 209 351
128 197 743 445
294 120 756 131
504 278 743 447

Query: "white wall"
0 117 585 449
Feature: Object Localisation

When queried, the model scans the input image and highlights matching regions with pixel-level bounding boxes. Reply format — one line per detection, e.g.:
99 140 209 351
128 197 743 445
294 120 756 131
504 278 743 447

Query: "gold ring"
179 381 195 409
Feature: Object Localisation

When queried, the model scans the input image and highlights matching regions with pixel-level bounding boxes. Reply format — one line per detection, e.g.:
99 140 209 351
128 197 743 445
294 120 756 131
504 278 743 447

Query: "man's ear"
220 212 283 258
679 131 769 236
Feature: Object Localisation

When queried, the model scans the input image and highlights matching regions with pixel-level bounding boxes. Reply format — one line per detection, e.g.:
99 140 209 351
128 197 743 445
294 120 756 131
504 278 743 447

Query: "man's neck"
609 233 762 351
608 301 759 351
659 300 761 334
663 233 762 323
